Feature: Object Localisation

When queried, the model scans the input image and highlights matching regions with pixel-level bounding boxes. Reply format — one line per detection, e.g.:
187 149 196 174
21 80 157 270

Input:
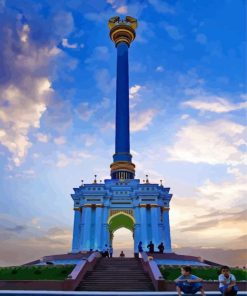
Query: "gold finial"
108 16 137 47
160 179 163 187
80 179 84 187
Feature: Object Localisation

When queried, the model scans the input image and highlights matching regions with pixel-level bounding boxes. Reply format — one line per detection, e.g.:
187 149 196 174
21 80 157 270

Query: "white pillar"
163 208 172 252
94 206 103 251
81 206 92 251
140 206 148 250
151 206 159 250
71 208 81 253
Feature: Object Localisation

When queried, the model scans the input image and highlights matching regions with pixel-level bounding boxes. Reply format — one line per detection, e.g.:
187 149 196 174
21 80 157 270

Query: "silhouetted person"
103 244 109 258
147 241 154 253
138 241 143 252
158 242 164 253
120 251 125 257
109 245 113 258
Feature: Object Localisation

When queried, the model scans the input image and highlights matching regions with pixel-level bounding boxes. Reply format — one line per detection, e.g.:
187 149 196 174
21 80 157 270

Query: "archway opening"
112 227 134 257
108 212 135 257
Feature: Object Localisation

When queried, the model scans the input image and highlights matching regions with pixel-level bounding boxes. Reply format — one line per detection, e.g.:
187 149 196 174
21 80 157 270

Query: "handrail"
139 251 165 291
64 251 100 290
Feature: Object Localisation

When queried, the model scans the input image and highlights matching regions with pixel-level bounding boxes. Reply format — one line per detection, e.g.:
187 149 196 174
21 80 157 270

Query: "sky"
0 0 246 267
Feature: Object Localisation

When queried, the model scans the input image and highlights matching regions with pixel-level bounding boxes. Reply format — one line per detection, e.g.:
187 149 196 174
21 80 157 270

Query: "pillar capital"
108 16 137 47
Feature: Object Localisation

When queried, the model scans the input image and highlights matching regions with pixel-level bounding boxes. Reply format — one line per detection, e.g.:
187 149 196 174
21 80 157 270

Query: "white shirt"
218 274 236 288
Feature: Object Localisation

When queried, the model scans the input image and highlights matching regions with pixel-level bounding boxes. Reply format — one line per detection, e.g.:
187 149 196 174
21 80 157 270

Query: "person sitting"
147 241 154 253
138 241 143 253
175 266 205 296
120 251 125 257
218 266 238 295
158 242 164 253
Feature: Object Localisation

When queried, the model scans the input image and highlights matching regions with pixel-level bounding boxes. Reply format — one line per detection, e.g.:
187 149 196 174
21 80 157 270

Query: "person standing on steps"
158 242 164 253
109 245 113 258
138 241 143 253
120 251 125 257
147 241 154 253
103 244 109 258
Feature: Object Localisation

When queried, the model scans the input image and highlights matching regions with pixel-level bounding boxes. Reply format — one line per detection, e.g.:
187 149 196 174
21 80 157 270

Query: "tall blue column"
114 42 131 163
109 16 137 179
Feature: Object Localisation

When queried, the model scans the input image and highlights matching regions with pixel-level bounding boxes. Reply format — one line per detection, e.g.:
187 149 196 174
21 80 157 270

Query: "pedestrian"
103 244 109 258
218 266 238 295
109 245 113 258
120 250 125 257
138 241 143 252
147 241 154 253
158 242 164 253
175 266 205 296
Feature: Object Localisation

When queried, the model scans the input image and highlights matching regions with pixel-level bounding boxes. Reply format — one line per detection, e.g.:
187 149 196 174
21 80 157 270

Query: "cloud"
36 133 49 143
167 120 246 166
0 5 76 166
156 66 164 72
5 225 27 232
129 84 142 99
174 247 247 267
183 91 247 113
0 223 71 266
62 38 78 49
85 46 110 64
131 109 157 132
116 5 128 14
197 173 247 210
196 33 207 44
148 0 175 14
54 136 66 145
56 150 92 168
162 22 183 40
94 69 115 94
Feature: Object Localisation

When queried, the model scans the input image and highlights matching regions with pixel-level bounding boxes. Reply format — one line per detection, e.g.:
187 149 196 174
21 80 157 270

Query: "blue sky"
0 0 246 266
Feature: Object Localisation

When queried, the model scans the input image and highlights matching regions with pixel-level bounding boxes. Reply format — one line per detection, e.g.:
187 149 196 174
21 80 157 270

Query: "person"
120 251 125 257
158 242 164 253
218 266 238 295
102 244 109 258
109 245 113 258
147 241 154 253
138 241 143 253
175 266 205 296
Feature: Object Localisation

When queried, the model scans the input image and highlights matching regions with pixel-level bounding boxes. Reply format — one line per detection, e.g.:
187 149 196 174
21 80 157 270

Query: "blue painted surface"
71 179 172 253
114 42 131 163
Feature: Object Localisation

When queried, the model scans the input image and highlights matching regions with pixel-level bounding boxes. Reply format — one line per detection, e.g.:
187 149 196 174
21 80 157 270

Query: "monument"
71 16 173 255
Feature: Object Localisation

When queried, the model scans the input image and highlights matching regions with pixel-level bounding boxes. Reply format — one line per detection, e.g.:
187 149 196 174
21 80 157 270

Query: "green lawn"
159 266 247 281
0 265 75 280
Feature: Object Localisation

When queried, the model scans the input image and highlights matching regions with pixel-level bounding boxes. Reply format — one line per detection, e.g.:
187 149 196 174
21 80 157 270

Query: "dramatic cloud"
0 5 75 165
167 119 246 165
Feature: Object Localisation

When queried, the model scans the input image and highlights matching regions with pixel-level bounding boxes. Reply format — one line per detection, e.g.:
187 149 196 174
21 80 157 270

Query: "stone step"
76 258 154 291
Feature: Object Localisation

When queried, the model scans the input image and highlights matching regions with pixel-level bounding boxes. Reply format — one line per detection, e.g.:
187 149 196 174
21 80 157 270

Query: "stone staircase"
76 257 154 291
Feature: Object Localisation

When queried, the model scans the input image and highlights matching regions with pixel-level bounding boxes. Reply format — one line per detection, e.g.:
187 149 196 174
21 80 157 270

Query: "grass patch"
0 265 75 280
159 266 247 281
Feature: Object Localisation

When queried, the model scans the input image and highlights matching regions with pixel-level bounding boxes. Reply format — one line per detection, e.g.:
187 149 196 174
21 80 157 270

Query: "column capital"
73 207 81 212
108 16 137 47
